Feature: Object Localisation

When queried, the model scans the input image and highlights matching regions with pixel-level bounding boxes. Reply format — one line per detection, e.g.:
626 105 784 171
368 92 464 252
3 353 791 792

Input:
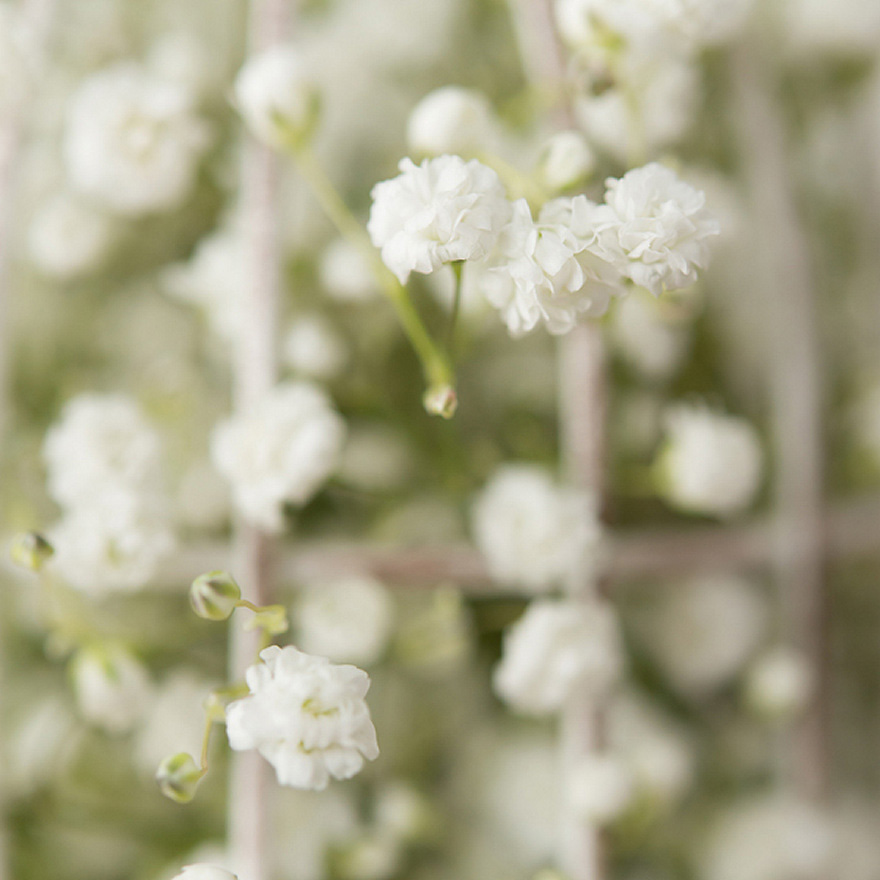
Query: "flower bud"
423 385 457 419
538 130 595 192
190 571 241 621
406 86 493 156
157 752 203 803
10 531 55 572
233 45 319 150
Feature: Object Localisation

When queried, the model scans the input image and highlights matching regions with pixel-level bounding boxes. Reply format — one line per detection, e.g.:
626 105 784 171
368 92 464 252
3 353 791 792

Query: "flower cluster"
210 381 346 532
369 155 718 337
43 394 174 596
225 645 380 791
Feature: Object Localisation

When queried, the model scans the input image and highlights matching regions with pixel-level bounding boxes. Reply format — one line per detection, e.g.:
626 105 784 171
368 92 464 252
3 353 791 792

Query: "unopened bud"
157 752 203 803
190 571 241 621
10 531 54 572
423 385 458 419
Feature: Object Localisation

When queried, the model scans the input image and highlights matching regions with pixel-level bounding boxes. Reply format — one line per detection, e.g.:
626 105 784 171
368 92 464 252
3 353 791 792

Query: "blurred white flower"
172 867 238 880
744 647 813 720
318 238 378 302
70 644 153 734
568 753 635 824
493 599 623 715
234 44 318 148
610 289 690 382
147 32 218 100
592 163 719 296
644 574 767 695
367 155 511 284
472 464 601 590
477 195 625 337
335 833 403 880
162 224 246 344
294 576 395 666
406 87 495 156
283 314 348 381
226 645 379 790
537 130 595 192
374 781 435 843
337 424 414 493
703 796 834 880
657 403 763 517
210 381 346 532
28 194 113 279
64 63 210 215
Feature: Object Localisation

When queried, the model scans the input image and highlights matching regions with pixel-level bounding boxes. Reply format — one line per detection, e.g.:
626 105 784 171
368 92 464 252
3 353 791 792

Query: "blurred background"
1 0 880 879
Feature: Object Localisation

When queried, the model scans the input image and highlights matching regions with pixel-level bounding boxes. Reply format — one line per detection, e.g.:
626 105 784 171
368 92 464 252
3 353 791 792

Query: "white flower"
476 197 625 337
43 394 165 508
70 644 153 734
657 403 763 517
234 44 318 148
537 130 595 191
642 574 767 695
592 163 719 296
367 155 511 284
225 645 379 790
172 867 238 880
472 464 602 590
28 194 113 279
493 599 623 715
744 647 813 720
283 314 348 381
406 87 495 156
610 290 690 382
64 63 210 215
211 382 346 531
163 225 246 343
294 576 396 666
568 754 635 824
318 238 378 303
49 502 175 596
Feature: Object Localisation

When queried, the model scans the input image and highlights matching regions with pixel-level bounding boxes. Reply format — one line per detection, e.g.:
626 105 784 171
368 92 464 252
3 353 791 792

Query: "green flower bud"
156 752 203 803
10 531 55 572
423 385 458 419
189 571 241 621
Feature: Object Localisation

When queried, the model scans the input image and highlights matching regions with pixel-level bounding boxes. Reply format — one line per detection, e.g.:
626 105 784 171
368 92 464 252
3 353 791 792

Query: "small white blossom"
477 197 625 337
71 644 153 734
163 225 246 343
642 574 767 695
537 130 595 192
234 44 318 148
226 645 379 791
367 155 511 284
211 382 346 531
472 464 601 590
657 403 763 517
493 599 623 715
283 314 348 381
172 867 238 880
28 194 113 280
294 576 396 666
744 647 813 720
568 754 635 824
318 238 378 302
592 163 719 296
406 86 495 156
64 63 210 215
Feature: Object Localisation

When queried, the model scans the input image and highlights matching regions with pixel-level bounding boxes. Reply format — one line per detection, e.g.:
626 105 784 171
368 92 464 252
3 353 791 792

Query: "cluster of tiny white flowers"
43 394 174 596
471 464 602 590
210 381 346 532
225 645 380 791
293 576 396 667
656 403 764 517
493 599 623 714
64 62 210 216
369 155 717 336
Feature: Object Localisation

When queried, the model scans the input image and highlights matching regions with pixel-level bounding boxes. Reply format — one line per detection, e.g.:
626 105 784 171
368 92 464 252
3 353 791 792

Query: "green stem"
447 261 464 351
291 146 455 400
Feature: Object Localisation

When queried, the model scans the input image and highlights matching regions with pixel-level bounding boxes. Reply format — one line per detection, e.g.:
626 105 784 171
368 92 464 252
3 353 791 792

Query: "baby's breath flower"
406 86 495 157
225 646 379 790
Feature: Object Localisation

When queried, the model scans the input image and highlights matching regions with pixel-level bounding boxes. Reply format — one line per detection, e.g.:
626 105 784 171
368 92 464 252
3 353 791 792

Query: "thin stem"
446 262 464 351
291 145 455 395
